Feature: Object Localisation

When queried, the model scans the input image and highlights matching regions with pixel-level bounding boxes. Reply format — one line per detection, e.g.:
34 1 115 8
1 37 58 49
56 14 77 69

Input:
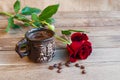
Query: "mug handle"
15 38 29 58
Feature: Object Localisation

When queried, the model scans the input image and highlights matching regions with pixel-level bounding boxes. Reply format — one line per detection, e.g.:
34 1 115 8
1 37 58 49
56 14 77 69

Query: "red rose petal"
67 44 79 63
67 32 92 62
79 41 92 60
70 57 77 62
67 44 74 55
70 41 83 52
81 33 89 41
71 32 88 42
69 54 78 62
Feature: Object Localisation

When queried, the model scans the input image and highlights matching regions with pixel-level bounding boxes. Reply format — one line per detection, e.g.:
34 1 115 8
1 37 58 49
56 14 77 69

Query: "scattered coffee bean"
48 62 87 75
58 62 62 66
65 63 70 67
65 61 71 67
75 63 80 67
53 64 58 68
80 65 85 69
81 70 86 74
57 66 62 69
66 61 71 64
48 66 54 70
57 69 62 73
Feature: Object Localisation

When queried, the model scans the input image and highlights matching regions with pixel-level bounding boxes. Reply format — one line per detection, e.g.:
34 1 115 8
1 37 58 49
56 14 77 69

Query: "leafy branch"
0 0 87 45
0 0 59 32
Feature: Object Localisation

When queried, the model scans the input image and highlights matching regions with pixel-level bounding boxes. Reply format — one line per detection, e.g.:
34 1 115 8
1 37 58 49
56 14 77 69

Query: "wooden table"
0 11 120 80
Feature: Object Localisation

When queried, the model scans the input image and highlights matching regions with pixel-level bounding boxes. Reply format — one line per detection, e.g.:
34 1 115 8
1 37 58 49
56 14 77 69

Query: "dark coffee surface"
28 30 53 40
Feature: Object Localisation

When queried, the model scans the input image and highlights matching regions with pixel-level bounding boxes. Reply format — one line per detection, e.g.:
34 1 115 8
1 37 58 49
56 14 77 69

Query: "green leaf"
61 29 87 35
45 18 55 24
69 29 86 32
61 30 71 35
24 22 30 27
5 17 14 32
14 0 20 13
14 14 29 22
21 6 41 15
33 21 42 27
12 24 21 29
61 29 87 36
39 4 59 20
31 13 39 21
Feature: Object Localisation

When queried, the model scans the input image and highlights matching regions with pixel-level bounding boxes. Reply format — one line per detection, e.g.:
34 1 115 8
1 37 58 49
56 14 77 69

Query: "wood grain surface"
1 0 120 12
0 11 120 80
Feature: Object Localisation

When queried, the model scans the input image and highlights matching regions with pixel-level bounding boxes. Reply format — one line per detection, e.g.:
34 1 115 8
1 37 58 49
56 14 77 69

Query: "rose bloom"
71 32 88 42
67 32 92 62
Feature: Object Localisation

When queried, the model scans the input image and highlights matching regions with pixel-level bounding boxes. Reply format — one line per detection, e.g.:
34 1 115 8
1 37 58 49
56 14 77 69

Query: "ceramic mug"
15 28 55 63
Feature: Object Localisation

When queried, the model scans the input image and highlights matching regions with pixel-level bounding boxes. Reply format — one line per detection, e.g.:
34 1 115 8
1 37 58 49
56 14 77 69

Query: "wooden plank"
0 37 22 51
1 26 120 38
0 48 120 65
89 0 111 11
1 11 120 20
108 0 120 10
55 27 120 36
0 0 87 12
0 0 25 12
1 11 120 28
1 35 120 50
0 64 119 80
54 11 120 18
0 48 120 80
55 18 120 27
23 0 120 11
44 0 90 11
24 0 44 9
0 26 120 50
1 0 120 12
0 18 120 29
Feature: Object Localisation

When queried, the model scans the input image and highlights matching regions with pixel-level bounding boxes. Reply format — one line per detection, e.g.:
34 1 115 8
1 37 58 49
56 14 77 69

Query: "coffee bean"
48 66 54 70
66 61 71 64
65 63 69 67
57 66 62 69
80 65 85 69
75 63 80 67
57 69 62 73
65 62 71 67
58 62 62 66
53 64 58 68
81 70 86 74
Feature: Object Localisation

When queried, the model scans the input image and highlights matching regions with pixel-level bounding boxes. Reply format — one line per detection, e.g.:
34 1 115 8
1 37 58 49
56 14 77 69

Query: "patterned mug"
15 28 55 63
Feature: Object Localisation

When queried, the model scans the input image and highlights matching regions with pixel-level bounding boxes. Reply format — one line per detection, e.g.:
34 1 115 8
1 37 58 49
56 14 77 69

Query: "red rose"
67 32 92 62
67 42 82 62
67 41 92 62
71 32 88 42
79 40 92 59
